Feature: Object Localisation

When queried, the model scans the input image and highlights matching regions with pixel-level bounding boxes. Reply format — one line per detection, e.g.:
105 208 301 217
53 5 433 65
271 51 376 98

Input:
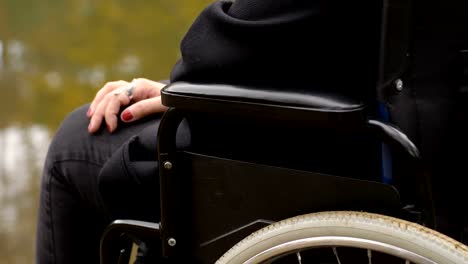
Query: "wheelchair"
99 1 468 263
99 80 468 263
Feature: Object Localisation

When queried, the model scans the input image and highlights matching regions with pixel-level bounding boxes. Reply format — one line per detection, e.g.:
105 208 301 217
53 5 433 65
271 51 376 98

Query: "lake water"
0 0 212 262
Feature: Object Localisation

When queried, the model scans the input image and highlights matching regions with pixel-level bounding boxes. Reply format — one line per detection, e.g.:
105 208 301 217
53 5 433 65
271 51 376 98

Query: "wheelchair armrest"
161 82 366 128
161 82 420 161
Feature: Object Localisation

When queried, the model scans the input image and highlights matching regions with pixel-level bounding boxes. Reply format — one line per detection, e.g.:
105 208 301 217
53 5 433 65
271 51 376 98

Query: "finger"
88 94 110 133
87 80 128 117
89 88 133 133
104 93 132 133
120 97 168 123
128 78 166 101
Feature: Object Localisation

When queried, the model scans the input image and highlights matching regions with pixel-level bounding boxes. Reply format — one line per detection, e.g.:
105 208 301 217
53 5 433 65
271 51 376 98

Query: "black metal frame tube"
157 108 186 257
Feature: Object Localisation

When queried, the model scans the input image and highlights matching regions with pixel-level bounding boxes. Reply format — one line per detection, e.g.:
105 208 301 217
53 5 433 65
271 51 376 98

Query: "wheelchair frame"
100 80 434 263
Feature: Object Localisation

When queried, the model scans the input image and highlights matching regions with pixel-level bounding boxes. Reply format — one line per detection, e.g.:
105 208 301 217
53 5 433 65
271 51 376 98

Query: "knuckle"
104 80 126 89
105 92 114 99
104 112 114 120
120 96 131 105
96 103 108 116
116 80 127 86
107 104 119 115
103 82 114 90
95 89 105 98
133 78 144 87
93 110 104 118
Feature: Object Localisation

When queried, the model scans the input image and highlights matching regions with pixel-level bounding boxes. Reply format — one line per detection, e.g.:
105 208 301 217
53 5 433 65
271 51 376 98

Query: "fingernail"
122 110 133 121
107 124 112 133
86 107 92 117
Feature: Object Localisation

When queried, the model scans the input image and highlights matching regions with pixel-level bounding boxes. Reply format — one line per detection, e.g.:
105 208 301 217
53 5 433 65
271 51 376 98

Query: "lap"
44 103 164 220
47 104 158 164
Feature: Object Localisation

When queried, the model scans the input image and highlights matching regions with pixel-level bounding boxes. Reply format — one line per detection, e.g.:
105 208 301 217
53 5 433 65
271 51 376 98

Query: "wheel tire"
216 211 468 264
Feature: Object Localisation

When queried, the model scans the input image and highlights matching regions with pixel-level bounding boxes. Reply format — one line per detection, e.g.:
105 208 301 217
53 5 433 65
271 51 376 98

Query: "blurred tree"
0 0 213 130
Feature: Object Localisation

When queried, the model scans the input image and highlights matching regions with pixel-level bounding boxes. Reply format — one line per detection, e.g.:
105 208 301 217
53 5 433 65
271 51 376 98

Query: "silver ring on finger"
113 82 136 99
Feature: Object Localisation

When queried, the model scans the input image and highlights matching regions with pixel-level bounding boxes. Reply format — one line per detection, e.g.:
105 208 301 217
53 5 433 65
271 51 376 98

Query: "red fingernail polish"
122 111 133 121
86 108 92 117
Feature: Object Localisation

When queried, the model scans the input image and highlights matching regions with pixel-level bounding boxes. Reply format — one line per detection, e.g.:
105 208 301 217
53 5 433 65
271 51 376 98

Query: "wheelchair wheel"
216 211 468 264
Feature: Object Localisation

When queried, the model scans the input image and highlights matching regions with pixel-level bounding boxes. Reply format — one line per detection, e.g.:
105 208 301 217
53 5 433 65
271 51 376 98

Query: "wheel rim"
244 236 436 264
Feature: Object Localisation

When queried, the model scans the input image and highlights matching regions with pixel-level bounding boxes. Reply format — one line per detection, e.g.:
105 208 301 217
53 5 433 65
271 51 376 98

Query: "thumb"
120 97 168 122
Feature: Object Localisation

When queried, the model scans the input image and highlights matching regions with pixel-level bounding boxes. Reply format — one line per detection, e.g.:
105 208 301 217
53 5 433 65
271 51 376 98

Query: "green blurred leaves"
0 0 213 131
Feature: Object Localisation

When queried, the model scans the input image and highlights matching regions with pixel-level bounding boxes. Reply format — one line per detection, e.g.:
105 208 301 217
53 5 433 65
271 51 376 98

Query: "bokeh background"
0 0 212 262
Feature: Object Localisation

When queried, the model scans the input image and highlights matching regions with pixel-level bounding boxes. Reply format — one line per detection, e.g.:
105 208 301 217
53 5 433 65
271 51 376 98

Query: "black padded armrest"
161 82 366 127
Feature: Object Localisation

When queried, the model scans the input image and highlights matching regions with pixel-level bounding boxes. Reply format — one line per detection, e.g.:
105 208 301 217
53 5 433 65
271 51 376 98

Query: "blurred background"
0 0 212 262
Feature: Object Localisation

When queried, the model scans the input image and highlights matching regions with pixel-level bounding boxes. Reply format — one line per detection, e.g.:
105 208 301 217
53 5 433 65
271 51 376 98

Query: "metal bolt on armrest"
164 161 173 170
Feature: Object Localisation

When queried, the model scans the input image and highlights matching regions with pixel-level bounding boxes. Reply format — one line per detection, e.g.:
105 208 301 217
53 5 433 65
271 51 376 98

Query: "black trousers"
35 104 175 264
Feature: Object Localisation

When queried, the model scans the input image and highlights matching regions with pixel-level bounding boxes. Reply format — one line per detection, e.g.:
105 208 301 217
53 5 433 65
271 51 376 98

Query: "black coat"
171 0 381 97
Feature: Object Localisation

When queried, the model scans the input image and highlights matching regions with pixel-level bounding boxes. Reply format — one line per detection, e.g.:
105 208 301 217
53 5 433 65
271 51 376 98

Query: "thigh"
45 104 162 212
37 104 164 264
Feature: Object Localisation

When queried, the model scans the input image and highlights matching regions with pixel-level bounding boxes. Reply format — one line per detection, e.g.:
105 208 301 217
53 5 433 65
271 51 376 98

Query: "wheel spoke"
332 247 341 264
405 260 411 264
296 251 302 264
367 249 372 264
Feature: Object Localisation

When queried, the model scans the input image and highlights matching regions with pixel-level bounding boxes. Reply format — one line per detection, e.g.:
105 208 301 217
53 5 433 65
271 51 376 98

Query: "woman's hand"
87 78 168 133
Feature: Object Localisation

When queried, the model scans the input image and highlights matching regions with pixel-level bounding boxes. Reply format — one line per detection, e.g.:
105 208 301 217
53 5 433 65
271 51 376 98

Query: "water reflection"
7 40 26 72
77 65 105 87
0 0 212 262
0 125 50 263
